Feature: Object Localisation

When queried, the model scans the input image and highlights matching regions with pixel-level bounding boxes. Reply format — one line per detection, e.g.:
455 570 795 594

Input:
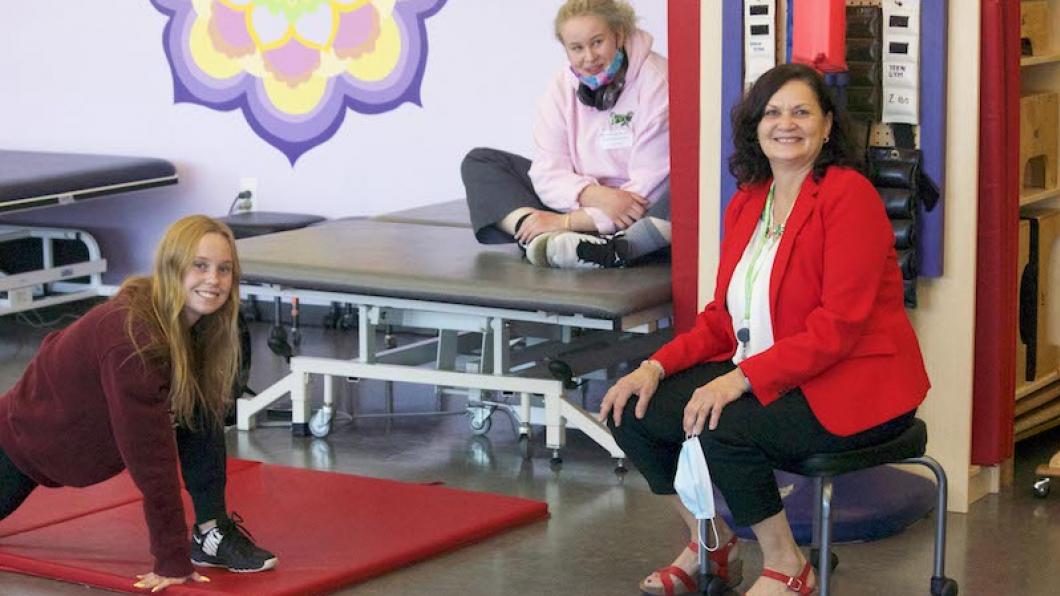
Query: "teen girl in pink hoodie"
461 0 670 270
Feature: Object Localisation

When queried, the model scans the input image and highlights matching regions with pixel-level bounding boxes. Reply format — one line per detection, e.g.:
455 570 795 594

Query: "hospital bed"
236 211 673 466
0 150 178 316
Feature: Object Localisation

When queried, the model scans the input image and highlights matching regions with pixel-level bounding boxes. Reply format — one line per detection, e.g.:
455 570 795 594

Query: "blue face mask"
674 435 721 552
573 48 626 90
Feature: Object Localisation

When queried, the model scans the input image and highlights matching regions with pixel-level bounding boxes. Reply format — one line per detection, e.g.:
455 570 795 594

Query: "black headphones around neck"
575 53 629 111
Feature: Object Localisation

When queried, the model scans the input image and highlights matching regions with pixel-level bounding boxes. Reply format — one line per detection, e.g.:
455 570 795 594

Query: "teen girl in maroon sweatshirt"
0 215 275 592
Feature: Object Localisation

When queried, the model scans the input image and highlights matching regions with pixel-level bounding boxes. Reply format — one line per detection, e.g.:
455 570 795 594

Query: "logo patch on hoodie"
610 111 634 127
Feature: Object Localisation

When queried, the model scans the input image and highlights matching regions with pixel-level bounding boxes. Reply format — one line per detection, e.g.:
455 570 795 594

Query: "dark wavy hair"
728 63 864 186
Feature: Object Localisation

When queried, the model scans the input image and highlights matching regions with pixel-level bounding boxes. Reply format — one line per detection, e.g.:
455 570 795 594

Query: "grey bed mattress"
237 219 671 319
0 150 177 215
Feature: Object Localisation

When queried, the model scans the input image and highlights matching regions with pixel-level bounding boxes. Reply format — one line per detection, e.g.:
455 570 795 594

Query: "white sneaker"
525 231 560 267
546 232 610 269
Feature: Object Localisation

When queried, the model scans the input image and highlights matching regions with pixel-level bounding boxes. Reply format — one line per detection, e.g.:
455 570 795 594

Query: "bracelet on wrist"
642 359 665 380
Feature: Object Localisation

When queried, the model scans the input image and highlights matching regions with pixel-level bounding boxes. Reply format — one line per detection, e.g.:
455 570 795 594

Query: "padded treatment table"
0 150 177 315
0 150 176 215
236 218 672 463
372 199 471 228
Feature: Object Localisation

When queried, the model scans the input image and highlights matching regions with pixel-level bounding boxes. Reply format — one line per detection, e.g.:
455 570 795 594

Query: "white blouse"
726 215 783 365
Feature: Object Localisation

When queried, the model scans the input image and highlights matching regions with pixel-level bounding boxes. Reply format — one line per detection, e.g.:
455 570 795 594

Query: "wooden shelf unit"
1017 1 1060 444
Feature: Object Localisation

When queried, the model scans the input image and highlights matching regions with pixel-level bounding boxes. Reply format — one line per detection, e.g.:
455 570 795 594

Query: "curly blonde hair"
554 0 637 42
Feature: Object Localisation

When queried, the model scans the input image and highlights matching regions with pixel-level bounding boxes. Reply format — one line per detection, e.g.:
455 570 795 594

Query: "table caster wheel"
614 458 628 476
468 407 492 436
1033 476 1051 498
309 405 334 438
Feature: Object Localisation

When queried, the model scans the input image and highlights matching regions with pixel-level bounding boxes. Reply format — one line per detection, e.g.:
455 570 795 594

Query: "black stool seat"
779 419 927 477
221 211 325 239
770 418 957 596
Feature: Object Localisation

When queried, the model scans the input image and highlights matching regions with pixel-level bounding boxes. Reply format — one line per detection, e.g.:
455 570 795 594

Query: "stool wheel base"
810 548 839 574
931 576 958 596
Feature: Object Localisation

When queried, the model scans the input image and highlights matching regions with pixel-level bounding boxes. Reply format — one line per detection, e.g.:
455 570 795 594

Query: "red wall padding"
972 0 1020 464
668 0 701 332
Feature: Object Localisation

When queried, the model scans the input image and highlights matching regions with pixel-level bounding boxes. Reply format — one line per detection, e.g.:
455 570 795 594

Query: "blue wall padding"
719 0 744 228
787 0 793 63
918 1 948 277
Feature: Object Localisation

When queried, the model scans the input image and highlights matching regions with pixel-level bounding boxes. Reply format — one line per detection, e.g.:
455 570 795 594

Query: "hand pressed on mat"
133 571 210 593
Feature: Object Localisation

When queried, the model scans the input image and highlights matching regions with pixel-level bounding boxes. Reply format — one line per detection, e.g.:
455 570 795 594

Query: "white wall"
0 0 667 281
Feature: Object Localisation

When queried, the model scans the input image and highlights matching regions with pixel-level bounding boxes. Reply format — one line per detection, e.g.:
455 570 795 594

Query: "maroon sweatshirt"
0 296 193 577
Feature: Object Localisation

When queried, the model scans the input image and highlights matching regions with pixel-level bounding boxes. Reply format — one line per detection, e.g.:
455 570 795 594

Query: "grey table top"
0 150 177 215
371 199 471 228
237 219 670 319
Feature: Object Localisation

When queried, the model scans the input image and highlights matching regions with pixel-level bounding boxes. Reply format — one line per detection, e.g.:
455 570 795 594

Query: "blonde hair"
120 215 242 430
554 0 637 42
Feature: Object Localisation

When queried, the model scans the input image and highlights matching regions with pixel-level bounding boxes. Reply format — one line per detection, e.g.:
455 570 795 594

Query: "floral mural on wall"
151 0 447 163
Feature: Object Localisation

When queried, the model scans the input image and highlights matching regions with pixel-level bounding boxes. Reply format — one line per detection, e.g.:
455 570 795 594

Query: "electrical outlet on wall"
236 177 258 213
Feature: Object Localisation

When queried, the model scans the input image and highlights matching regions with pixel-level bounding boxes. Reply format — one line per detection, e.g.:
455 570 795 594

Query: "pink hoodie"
528 29 670 234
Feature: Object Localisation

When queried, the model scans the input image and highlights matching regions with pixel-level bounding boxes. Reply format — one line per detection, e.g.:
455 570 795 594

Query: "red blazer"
652 166 929 436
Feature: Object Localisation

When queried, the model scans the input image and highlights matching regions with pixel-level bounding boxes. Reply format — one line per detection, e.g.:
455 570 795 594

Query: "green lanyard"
737 184 779 354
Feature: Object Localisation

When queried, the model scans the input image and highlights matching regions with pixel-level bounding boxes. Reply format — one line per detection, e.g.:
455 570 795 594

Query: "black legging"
0 418 227 526
608 360 915 527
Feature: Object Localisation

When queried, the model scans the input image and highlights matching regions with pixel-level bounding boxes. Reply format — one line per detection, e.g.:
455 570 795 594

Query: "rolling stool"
777 418 958 596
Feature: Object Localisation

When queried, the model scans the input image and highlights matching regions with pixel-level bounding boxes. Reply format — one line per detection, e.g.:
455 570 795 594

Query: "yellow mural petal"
343 16 400 82
262 73 329 116
190 13 245 79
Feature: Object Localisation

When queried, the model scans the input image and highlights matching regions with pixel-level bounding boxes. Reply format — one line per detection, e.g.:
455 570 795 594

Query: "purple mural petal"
208 0 254 58
263 39 321 87
334 4 380 60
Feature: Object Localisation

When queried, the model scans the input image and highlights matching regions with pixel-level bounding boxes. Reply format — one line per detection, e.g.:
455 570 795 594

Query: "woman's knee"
605 399 644 443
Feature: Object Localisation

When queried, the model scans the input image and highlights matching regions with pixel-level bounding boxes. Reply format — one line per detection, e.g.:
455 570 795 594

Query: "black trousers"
609 361 914 527
0 420 228 526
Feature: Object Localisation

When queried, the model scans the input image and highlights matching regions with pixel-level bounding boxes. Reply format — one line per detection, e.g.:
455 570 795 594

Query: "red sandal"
639 535 743 596
698 534 743 587
759 561 818 594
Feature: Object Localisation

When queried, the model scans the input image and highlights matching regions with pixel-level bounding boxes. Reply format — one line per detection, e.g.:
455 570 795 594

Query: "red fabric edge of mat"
0 459 550 595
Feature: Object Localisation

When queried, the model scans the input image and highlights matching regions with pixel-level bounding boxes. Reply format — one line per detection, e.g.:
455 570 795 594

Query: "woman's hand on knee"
134 571 209 592
598 361 662 427
683 369 748 435
514 210 566 243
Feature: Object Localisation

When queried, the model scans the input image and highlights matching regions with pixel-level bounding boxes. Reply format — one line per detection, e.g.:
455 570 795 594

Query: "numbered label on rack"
744 0 776 90
882 0 920 124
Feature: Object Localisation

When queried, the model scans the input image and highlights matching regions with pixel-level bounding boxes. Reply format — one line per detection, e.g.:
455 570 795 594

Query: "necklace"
765 188 795 239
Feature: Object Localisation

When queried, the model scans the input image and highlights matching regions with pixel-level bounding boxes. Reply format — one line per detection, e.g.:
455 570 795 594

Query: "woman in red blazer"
599 64 929 596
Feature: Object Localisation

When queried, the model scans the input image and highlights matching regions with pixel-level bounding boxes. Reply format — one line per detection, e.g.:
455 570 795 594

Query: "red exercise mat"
0 459 549 595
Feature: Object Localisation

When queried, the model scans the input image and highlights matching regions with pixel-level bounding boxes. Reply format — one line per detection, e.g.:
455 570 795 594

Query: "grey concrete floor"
1 306 1059 595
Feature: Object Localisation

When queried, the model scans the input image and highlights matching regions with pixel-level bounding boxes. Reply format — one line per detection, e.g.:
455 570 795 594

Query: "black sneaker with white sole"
543 231 627 269
190 513 277 573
